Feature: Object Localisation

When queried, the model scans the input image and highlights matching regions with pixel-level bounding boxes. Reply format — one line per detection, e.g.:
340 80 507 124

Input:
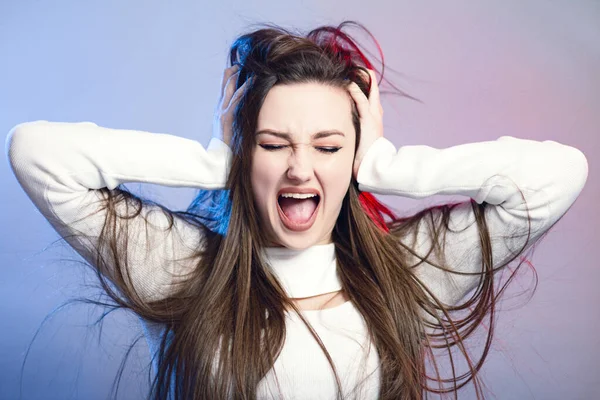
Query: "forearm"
356 135 588 225
6 120 231 193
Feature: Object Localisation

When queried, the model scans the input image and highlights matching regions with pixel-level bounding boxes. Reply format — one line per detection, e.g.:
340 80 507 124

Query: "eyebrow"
255 129 346 140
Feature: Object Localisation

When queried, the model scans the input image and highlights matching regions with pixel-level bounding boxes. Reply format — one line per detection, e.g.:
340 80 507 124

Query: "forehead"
256 82 354 138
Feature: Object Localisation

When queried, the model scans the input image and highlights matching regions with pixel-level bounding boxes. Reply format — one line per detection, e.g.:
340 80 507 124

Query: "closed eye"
259 144 341 154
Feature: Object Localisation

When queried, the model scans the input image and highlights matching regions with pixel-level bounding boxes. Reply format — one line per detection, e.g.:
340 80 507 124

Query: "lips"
276 188 321 232
277 187 321 197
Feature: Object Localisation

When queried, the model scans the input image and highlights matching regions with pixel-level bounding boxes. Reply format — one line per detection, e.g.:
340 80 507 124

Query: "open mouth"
277 194 321 231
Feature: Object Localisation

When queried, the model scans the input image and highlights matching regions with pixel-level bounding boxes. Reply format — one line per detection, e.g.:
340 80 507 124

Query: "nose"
286 145 314 182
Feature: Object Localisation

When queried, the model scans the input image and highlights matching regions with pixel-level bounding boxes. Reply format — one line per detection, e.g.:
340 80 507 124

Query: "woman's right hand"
212 64 250 147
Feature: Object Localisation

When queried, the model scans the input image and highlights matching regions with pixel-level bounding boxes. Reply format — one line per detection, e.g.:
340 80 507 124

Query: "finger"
356 68 370 82
346 81 370 119
223 71 241 104
366 69 382 114
226 76 251 110
221 64 240 95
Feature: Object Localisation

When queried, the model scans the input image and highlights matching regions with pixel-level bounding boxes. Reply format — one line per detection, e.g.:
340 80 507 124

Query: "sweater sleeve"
356 135 589 306
5 120 232 302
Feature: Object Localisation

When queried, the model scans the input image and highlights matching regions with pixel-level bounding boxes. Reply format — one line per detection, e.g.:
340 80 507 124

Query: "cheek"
250 156 279 207
321 153 354 202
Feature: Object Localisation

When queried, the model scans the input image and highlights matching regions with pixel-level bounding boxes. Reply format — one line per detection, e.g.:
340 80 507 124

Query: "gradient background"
1 1 597 399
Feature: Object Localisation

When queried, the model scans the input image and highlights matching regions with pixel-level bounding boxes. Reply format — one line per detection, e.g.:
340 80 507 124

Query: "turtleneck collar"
260 243 342 298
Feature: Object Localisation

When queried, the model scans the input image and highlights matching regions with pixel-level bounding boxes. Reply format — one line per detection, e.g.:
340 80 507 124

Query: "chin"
274 234 314 250
277 226 335 250
264 226 318 250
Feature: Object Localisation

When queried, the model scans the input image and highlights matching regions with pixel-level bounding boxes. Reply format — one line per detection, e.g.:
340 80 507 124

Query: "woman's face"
251 82 356 250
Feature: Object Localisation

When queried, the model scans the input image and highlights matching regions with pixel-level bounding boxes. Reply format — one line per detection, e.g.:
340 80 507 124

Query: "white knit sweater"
5 121 588 399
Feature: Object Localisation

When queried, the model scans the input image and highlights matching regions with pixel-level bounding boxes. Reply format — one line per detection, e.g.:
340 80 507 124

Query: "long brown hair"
26 21 546 399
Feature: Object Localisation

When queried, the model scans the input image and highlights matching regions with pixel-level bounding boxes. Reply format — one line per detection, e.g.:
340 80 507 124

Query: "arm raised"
357 135 588 306
6 120 232 302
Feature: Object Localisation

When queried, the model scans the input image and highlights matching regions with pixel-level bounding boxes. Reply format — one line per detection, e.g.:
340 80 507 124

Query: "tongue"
279 197 318 224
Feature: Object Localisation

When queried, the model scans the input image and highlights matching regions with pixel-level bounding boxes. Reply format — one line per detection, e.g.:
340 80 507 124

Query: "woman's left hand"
346 68 384 180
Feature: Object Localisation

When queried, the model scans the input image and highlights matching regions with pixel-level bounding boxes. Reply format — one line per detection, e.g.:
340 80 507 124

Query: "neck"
260 242 341 298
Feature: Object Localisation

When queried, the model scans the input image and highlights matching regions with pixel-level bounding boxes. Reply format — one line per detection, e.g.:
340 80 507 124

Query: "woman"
6 21 588 400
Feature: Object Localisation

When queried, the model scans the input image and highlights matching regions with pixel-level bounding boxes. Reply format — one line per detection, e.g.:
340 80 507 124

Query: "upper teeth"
280 193 317 199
